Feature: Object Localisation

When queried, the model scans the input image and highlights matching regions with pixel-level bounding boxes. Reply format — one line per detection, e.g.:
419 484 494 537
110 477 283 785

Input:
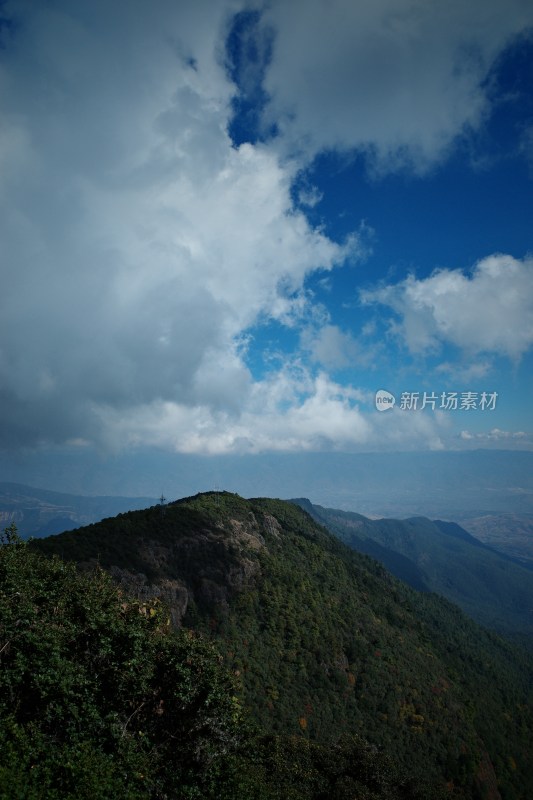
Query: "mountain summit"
33 491 533 799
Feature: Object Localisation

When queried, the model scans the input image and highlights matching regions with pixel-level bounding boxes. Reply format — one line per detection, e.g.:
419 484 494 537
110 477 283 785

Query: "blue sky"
1 0 532 494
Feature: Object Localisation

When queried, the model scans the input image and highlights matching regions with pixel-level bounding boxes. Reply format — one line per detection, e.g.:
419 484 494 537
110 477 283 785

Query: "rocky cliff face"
75 498 275 626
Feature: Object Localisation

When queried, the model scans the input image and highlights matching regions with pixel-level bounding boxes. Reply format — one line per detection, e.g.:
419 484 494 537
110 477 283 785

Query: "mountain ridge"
31 491 533 799
293 500 533 647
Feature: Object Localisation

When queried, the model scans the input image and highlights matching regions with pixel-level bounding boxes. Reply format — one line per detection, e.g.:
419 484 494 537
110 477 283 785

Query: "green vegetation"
1 521 450 799
0 524 244 799
22 494 533 798
298 501 533 645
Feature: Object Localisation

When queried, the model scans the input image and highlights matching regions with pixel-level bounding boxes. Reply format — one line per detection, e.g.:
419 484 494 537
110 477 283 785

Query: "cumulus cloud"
362 255 533 360
92 365 451 455
89 368 369 454
258 0 533 171
1 0 531 457
0 0 356 450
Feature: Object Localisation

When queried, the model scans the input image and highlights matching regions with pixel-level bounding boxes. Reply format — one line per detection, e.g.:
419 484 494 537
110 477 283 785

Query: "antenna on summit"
159 492 166 517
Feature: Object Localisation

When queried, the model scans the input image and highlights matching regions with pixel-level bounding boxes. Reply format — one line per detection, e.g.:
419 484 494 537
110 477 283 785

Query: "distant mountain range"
30 491 533 799
0 482 156 538
3 448 533 519
293 499 533 648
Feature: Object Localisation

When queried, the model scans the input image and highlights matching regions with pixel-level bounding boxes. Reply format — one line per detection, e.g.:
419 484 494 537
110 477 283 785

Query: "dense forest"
3 492 533 798
1 523 445 799
292 500 533 647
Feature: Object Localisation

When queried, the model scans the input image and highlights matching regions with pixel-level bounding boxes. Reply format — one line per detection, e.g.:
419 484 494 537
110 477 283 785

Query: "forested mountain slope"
294 500 533 646
31 492 533 799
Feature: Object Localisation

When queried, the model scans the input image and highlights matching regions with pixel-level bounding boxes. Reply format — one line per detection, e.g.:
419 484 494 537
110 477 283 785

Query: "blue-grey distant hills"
2 449 533 520
0 482 156 538
292 499 533 647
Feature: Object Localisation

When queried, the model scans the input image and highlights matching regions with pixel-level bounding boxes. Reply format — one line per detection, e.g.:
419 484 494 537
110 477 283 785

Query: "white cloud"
459 428 533 449
0 0 358 450
435 361 493 382
1 0 530 458
91 368 370 454
94 365 452 455
297 184 323 208
362 254 533 359
300 324 378 370
460 428 529 440
258 0 533 172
